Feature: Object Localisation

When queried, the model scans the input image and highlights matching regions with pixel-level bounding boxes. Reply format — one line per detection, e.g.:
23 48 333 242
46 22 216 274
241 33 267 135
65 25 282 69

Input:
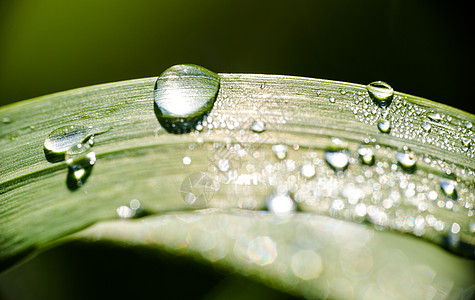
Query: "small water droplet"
272 144 288 160
440 180 458 200
250 120 266 133
2 117 11 124
377 119 391 133
183 156 192 165
427 112 442 122
65 142 96 188
420 122 432 132
154 64 220 134
366 81 394 107
463 121 472 129
329 96 336 103
325 139 349 171
301 163 316 178
117 205 135 219
325 151 349 171
267 194 296 215
44 125 109 154
461 137 471 147
396 149 417 172
357 146 375 165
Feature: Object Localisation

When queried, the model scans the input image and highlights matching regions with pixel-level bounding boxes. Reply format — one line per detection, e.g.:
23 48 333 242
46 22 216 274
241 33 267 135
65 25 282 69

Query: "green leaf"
1 68 474 299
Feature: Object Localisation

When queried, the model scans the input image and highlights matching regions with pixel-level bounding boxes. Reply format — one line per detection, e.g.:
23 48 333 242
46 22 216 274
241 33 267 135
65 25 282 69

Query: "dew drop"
44 125 109 154
117 205 134 219
396 148 417 172
440 180 458 200
250 120 266 133
420 122 432 132
272 144 288 160
301 163 316 178
377 119 391 133
357 146 375 165
2 117 11 124
154 64 220 134
325 139 349 171
65 142 96 188
325 150 349 171
183 156 192 165
266 194 296 215
427 112 442 122
366 81 394 108
463 121 472 129
461 137 471 147
328 96 336 103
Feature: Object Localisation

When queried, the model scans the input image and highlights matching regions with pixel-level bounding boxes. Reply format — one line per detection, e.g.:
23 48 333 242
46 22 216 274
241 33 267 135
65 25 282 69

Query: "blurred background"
0 1 474 299
0 0 474 113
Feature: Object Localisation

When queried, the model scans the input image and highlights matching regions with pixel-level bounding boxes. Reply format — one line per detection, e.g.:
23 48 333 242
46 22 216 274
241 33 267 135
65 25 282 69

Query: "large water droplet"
154 64 220 134
65 142 96 189
44 125 109 154
272 144 288 160
377 119 391 133
396 148 417 172
266 194 296 215
366 81 394 107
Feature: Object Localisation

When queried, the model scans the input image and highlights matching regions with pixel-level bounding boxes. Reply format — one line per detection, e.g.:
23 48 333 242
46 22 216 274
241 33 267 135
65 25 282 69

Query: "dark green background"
0 1 473 299
0 0 473 113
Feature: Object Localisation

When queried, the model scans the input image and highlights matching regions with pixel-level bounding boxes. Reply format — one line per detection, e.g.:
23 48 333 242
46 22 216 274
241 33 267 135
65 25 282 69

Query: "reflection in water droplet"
44 125 109 154
357 146 375 165
325 150 349 171
267 194 296 214
65 142 96 188
440 180 458 200
396 149 417 172
154 64 220 134
250 120 266 133
180 172 219 208
272 144 288 160
291 250 323 280
246 236 277 266
421 122 432 132
366 81 394 107
377 119 391 133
